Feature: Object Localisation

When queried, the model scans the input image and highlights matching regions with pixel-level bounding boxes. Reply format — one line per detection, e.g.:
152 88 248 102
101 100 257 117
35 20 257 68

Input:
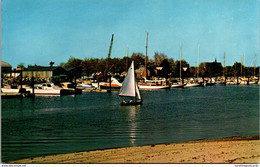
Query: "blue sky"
1 0 259 68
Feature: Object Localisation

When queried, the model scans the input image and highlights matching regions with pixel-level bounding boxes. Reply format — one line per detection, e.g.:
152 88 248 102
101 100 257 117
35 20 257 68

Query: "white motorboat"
26 83 74 96
138 84 170 90
184 83 201 88
171 84 184 88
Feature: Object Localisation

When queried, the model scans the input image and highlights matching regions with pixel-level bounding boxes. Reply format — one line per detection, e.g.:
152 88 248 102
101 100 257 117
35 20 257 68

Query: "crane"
104 34 114 77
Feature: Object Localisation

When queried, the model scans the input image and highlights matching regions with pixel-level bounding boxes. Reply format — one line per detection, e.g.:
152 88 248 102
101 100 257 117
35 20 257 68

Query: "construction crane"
104 34 114 77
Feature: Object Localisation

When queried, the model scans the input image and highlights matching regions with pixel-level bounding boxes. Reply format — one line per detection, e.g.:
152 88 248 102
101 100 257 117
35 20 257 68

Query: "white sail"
119 61 136 97
135 80 141 99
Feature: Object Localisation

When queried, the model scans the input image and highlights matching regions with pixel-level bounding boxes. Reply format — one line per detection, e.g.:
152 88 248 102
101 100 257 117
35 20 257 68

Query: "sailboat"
119 61 143 105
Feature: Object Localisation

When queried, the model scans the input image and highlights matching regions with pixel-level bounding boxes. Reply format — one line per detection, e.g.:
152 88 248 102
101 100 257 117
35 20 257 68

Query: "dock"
82 88 108 93
1 92 23 99
1 92 35 99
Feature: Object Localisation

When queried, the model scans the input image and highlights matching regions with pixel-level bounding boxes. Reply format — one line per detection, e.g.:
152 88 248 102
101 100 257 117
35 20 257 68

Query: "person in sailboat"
122 99 126 104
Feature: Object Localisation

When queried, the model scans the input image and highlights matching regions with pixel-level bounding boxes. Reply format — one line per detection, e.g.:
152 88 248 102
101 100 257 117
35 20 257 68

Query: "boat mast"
254 54 256 77
126 47 129 71
241 54 243 77
144 32 148 78
180 43 182 82
197 44 200 79
244 54 246 77
223 52 225 78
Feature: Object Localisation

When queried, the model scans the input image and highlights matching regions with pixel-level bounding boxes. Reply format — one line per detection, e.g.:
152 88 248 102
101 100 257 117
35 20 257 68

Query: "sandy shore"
7 135 260 164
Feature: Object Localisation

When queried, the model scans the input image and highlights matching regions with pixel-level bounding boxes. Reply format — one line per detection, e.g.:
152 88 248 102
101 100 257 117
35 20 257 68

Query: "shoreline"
6 135 260 164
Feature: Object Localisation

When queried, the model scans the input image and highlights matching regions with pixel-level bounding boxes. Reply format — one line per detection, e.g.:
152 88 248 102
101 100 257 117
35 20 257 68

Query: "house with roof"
1 61 12 74
135 65 150 78
22 65 67 80
200 59 223 77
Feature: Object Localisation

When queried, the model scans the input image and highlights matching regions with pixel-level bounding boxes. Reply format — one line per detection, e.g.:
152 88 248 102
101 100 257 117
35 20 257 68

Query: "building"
1 61 12 74
22 65 67 80
200 59 223 77
135 65 150 78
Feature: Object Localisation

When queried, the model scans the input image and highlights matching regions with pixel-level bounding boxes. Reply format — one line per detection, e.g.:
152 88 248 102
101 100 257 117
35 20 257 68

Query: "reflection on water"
122 105 140 146
1 86 259 162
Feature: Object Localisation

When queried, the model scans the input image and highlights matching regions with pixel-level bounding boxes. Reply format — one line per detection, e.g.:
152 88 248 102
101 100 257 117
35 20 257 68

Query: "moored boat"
99 77 122 90
138 84 170 90
171 84 185 88
61 82 82 94
184 83 201 88
26 83 74 96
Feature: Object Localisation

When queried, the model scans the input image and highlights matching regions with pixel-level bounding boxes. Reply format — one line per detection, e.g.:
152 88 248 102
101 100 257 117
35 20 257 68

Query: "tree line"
59 52 258 79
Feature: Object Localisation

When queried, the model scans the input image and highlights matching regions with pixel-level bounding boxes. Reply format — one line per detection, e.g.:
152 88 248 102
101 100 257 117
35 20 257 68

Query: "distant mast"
126 47 129 71
144 32 148 78
241 55 243 77
223 52 226 78
180 43 182 82
244 54 246 77
197 44 200 78
254 54 256 77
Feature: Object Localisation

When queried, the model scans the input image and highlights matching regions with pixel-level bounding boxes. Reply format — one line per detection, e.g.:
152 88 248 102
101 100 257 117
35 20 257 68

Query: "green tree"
232 62 244 77
17 62 25 68
158 59 171 78
154 52 168 66
130 53 145 68
173 60 190 78
224 66 233 77
199 61 223 77
64 57 83 68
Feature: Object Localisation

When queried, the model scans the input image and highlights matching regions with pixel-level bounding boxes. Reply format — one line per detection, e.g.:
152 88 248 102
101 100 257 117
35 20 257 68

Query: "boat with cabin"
26 83 74 96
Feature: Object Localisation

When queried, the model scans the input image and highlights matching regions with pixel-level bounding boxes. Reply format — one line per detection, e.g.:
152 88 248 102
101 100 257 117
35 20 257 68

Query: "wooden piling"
109 76 112 94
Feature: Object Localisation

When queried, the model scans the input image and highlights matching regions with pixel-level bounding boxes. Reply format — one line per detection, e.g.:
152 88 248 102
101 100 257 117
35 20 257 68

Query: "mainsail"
119 61 141 100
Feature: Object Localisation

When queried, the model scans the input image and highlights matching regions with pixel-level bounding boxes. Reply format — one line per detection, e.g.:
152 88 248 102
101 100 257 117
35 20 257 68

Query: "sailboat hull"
120 99 143 106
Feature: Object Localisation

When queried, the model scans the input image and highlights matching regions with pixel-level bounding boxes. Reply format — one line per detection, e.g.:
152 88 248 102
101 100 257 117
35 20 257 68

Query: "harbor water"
1 85 259 162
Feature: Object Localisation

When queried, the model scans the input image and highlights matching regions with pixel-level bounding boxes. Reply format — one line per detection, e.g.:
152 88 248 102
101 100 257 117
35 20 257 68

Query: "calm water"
1 85 259 162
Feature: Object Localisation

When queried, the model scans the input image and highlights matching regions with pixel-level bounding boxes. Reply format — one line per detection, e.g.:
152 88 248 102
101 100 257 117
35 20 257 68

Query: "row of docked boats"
93 76 260 90
2 76 259 97
1 82 83 96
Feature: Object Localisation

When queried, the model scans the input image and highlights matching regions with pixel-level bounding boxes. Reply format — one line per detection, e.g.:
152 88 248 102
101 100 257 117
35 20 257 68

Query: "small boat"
138 84 170 90
77 82 93 89
138 76 170 90
99 77 122 90
1 87 20 93
61 82 82 94
119 61 143 105
171 84 185 88
184 83 201 88
26 83 74 96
